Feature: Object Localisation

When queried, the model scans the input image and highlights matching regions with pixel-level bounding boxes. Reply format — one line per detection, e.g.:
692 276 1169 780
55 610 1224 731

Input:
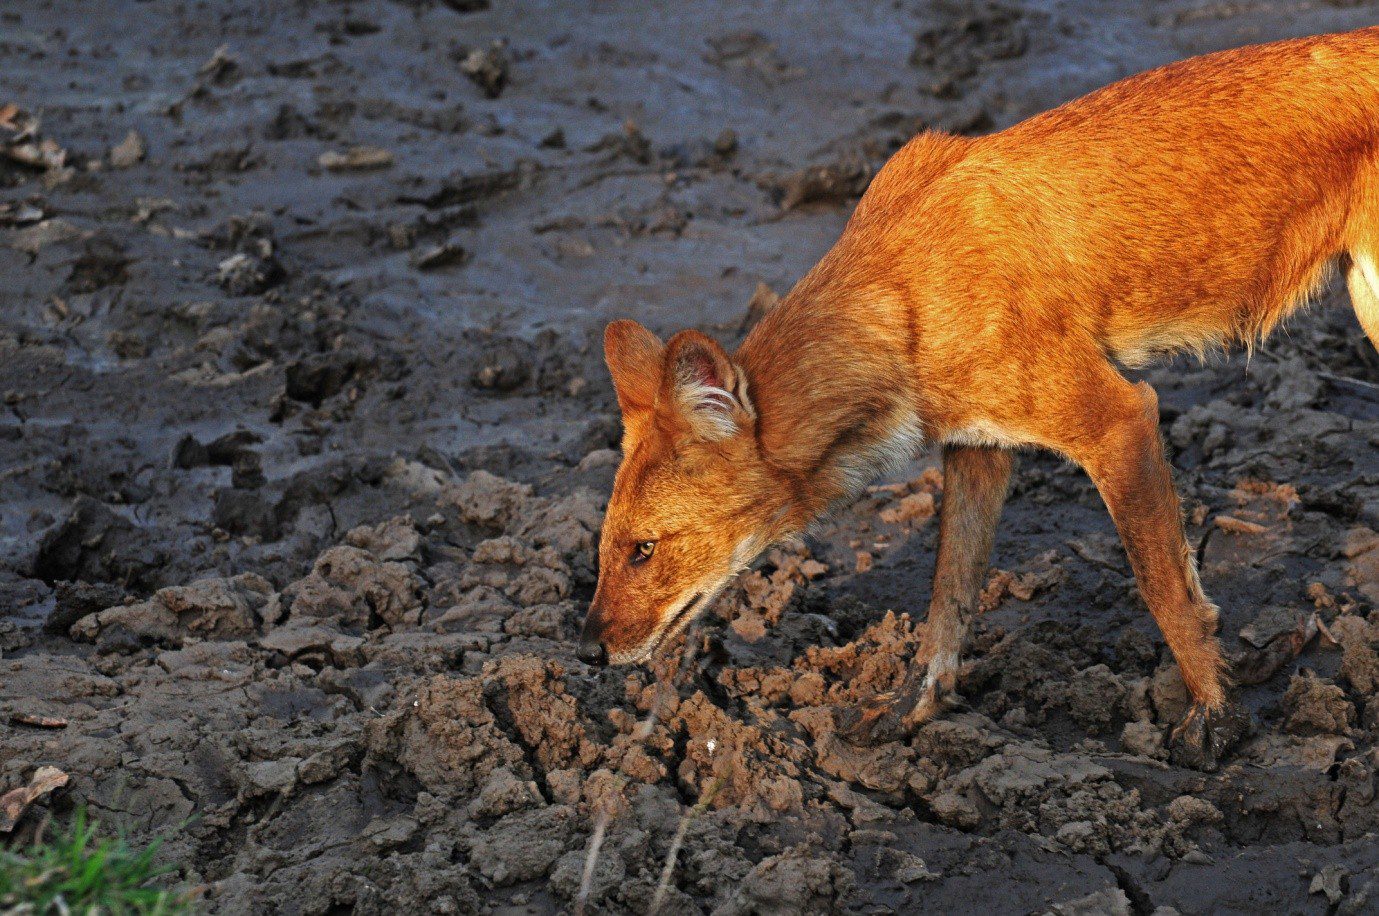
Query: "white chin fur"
609 645 653 666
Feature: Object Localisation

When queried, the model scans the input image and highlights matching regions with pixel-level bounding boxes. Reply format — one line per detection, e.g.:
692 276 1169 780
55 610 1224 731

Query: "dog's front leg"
840 444 1013 743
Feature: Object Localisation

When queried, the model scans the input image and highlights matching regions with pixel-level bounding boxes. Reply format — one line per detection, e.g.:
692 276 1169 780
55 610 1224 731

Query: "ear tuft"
664 330 753 441
604 320 665 415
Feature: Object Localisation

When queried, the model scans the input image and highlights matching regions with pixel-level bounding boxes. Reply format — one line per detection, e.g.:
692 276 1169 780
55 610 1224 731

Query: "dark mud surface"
4 1 1379 913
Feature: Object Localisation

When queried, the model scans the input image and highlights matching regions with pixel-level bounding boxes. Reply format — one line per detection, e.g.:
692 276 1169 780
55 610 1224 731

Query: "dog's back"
847 27 1379 376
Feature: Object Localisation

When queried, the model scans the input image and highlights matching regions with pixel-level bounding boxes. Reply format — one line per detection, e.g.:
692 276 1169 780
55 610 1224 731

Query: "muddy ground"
3 1 1379 913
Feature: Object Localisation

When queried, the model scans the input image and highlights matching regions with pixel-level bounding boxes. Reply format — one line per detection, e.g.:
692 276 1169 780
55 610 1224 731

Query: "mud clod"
716 846 855 916
281 545 424 629
459 41 510 98
70 573 273 645
1283 673 1356 736
772 156 872 211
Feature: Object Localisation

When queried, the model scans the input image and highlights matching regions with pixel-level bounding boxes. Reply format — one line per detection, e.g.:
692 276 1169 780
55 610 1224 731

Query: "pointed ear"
604 320 665 415
662 330 755 441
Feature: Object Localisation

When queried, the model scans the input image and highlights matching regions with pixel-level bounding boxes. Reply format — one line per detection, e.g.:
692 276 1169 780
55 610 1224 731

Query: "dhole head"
577 319 795 665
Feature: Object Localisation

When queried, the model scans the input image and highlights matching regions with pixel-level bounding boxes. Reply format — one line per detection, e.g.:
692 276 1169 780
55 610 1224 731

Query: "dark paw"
836 690 911 746
1168 701 1252 771
836 675 951 746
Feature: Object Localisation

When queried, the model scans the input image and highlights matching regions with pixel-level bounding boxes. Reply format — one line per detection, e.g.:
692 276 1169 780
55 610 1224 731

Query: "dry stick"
1317 369 1379 395
573 634 701 916
572 811 609 916
1255 345 1379 396
649 774 727 914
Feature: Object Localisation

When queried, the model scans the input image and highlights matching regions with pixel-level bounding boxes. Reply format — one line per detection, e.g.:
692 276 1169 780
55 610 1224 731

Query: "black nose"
577 635 608 666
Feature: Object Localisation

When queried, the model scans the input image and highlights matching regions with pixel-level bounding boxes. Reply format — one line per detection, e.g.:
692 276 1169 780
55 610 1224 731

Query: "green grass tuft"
0 808 193 915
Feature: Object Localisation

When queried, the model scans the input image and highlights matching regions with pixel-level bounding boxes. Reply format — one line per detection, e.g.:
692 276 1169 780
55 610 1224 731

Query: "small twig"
1313 612 1339 647
572 810 609 916
1256 346 1379 396
1317 369 1379 396
650 775 726 914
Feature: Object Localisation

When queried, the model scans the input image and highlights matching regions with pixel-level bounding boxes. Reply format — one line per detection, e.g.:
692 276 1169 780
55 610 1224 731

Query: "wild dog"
576 27 1379 769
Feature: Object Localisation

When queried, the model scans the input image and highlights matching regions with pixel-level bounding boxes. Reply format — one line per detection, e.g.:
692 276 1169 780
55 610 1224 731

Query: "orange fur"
580 27 1379 734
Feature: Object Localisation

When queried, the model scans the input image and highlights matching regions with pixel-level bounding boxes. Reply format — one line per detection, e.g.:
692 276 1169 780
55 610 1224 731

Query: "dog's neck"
736 252 925 520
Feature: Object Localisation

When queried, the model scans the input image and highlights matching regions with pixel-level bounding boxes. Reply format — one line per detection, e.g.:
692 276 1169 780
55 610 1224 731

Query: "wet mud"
3 1 1379 913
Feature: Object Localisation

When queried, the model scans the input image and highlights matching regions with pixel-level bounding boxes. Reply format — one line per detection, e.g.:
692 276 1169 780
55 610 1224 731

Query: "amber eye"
631 541 656 565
